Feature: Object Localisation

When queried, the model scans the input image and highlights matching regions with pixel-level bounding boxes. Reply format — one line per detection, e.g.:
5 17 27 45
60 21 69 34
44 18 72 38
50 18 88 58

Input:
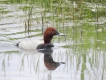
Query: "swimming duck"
17 27 65 50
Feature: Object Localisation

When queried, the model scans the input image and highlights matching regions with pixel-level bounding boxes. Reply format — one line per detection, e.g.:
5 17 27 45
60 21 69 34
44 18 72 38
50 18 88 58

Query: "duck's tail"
15 42 20 47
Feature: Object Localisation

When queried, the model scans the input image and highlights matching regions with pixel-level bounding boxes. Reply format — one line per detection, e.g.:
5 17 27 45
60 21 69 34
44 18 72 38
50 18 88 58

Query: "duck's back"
17 39 43 50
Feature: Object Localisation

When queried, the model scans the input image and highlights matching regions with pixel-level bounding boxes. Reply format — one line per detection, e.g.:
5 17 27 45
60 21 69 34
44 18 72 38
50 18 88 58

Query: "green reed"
1 0 106 49
0 1 106 79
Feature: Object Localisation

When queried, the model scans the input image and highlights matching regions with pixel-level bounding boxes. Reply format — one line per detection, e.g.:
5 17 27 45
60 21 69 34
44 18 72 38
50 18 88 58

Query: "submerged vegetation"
0 0 106 50
0 0 106 49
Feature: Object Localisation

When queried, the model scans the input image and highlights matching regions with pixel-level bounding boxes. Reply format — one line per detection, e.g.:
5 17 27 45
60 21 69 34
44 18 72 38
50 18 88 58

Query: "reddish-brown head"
44 27 59 44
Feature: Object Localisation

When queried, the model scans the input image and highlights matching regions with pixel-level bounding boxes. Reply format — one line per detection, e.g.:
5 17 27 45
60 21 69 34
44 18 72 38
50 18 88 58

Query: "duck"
17 27 65 50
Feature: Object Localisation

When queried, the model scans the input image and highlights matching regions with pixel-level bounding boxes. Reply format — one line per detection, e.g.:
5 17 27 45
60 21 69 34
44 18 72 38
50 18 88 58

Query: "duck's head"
37 27 65 49
44 27 65 44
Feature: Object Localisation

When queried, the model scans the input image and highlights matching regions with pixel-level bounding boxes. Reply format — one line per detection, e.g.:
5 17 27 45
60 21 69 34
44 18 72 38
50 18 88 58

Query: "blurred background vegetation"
0 0 106 49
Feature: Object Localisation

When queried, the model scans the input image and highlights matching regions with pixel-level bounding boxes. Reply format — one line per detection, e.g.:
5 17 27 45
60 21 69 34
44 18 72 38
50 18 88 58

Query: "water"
0 2 106 80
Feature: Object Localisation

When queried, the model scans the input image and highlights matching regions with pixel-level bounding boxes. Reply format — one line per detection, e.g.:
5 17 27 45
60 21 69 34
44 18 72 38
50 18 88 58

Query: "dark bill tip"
58 33 65 36
56 31 65 36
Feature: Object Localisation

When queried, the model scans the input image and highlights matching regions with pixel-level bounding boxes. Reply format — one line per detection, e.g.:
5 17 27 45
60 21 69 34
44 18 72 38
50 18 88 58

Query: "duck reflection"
38 49 65 70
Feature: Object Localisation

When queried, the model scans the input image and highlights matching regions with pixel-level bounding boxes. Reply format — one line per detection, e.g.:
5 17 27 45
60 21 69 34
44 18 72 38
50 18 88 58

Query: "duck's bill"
58 33 65 36
56 31 65 36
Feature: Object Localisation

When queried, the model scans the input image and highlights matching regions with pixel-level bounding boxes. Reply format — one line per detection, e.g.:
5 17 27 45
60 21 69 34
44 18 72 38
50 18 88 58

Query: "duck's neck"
44 35 53 44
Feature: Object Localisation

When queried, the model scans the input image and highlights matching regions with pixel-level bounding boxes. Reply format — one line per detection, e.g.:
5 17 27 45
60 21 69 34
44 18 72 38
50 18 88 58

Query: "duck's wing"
17 40 43 50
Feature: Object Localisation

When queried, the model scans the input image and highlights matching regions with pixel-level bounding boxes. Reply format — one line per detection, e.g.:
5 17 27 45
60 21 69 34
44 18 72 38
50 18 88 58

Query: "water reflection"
0 46 106 80
38 49 65 70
